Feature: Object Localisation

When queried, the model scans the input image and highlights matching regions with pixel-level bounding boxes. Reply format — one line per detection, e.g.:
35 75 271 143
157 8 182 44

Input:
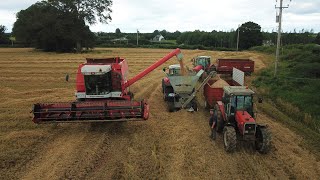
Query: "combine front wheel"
255 126 271 154
223 126 237 153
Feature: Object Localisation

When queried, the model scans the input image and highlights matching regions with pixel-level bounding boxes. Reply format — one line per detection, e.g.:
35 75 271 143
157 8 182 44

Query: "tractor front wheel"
255 126 271 154
223 126 237 153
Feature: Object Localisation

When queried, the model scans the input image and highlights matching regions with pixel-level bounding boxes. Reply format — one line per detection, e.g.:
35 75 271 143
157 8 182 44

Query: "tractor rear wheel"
255 126 271 154
223 126 237 153
168 101 175 112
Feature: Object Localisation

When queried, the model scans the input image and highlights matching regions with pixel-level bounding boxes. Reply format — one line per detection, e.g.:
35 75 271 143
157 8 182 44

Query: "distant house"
111 36 128 44
152 34 165 42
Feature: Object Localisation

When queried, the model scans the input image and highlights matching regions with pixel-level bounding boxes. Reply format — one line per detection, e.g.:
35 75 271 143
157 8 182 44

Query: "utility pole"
236 24 240 51
274 0 290 77
136 29 139 46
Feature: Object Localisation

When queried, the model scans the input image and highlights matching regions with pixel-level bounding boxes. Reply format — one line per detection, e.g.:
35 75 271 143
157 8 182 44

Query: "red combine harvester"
32 48 183 123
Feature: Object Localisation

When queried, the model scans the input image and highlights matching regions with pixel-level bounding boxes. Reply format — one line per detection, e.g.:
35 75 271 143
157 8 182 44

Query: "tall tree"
13 0 112 52
47 0 112 24
0 25 7 44
237 21 263 49
116 28 121 37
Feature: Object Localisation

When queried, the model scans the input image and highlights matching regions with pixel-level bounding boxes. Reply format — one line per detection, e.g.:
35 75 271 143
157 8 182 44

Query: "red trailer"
216 59 254 75
203 79 236 108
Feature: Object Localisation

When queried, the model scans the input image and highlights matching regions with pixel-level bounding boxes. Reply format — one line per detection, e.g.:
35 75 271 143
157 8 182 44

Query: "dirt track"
0 48 319 179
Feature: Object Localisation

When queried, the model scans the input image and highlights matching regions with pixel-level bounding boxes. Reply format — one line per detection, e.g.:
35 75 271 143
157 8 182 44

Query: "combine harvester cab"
32 48 183 123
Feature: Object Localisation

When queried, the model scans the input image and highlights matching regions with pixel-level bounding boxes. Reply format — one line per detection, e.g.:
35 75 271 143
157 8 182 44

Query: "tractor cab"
167 64 182 76
193 56 211 68
222 86 255 119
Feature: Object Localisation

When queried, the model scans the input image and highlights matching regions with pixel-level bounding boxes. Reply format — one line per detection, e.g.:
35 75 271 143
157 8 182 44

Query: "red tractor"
32 48 183 123
206 85 271 153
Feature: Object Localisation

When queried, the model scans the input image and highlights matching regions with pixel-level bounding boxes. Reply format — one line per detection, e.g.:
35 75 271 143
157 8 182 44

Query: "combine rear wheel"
223 126 237 153
255 126 271 154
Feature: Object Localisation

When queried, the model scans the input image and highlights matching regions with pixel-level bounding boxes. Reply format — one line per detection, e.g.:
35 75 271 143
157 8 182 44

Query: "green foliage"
237 21 263 49
115 28 121 34
282 31 314 44
95 27 317 50
48 0 112 24
0 25 10 44
315 33 320 45
252 44 320 132
176 30 236 48
13 0 112 52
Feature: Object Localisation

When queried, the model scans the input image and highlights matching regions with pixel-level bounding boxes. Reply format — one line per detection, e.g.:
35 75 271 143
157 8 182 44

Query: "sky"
0 0 319 33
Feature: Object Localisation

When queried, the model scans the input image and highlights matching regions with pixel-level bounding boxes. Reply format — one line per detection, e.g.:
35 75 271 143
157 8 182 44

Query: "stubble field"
0 48 319 179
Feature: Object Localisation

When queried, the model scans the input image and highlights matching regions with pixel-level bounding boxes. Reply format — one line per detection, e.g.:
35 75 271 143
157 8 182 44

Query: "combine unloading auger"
32 48 183 123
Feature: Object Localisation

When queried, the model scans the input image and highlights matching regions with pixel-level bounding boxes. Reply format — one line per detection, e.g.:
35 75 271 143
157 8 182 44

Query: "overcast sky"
1 0 319 33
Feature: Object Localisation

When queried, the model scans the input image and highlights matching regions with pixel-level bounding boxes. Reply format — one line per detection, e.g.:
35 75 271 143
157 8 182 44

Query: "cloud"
1 0 319 33
289 1 320 15
0 0 38 11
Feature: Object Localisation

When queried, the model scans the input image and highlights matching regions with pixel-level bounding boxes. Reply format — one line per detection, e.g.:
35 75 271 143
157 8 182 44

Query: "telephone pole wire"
274 0 290 77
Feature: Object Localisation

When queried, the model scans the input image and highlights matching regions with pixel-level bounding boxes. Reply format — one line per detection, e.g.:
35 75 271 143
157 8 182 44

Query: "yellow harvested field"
0 48 319 179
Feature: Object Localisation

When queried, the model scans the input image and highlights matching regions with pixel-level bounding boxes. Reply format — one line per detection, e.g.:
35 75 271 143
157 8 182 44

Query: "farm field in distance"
0 48 319 179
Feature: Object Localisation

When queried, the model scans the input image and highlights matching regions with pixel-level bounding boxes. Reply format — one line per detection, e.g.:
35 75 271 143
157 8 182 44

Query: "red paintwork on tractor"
235 111 255 135
32 48 182 123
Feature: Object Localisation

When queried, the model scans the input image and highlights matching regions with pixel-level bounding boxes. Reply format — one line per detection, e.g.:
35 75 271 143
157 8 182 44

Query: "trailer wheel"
223 126 237 153
255 126 271 154
216 110 224 133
